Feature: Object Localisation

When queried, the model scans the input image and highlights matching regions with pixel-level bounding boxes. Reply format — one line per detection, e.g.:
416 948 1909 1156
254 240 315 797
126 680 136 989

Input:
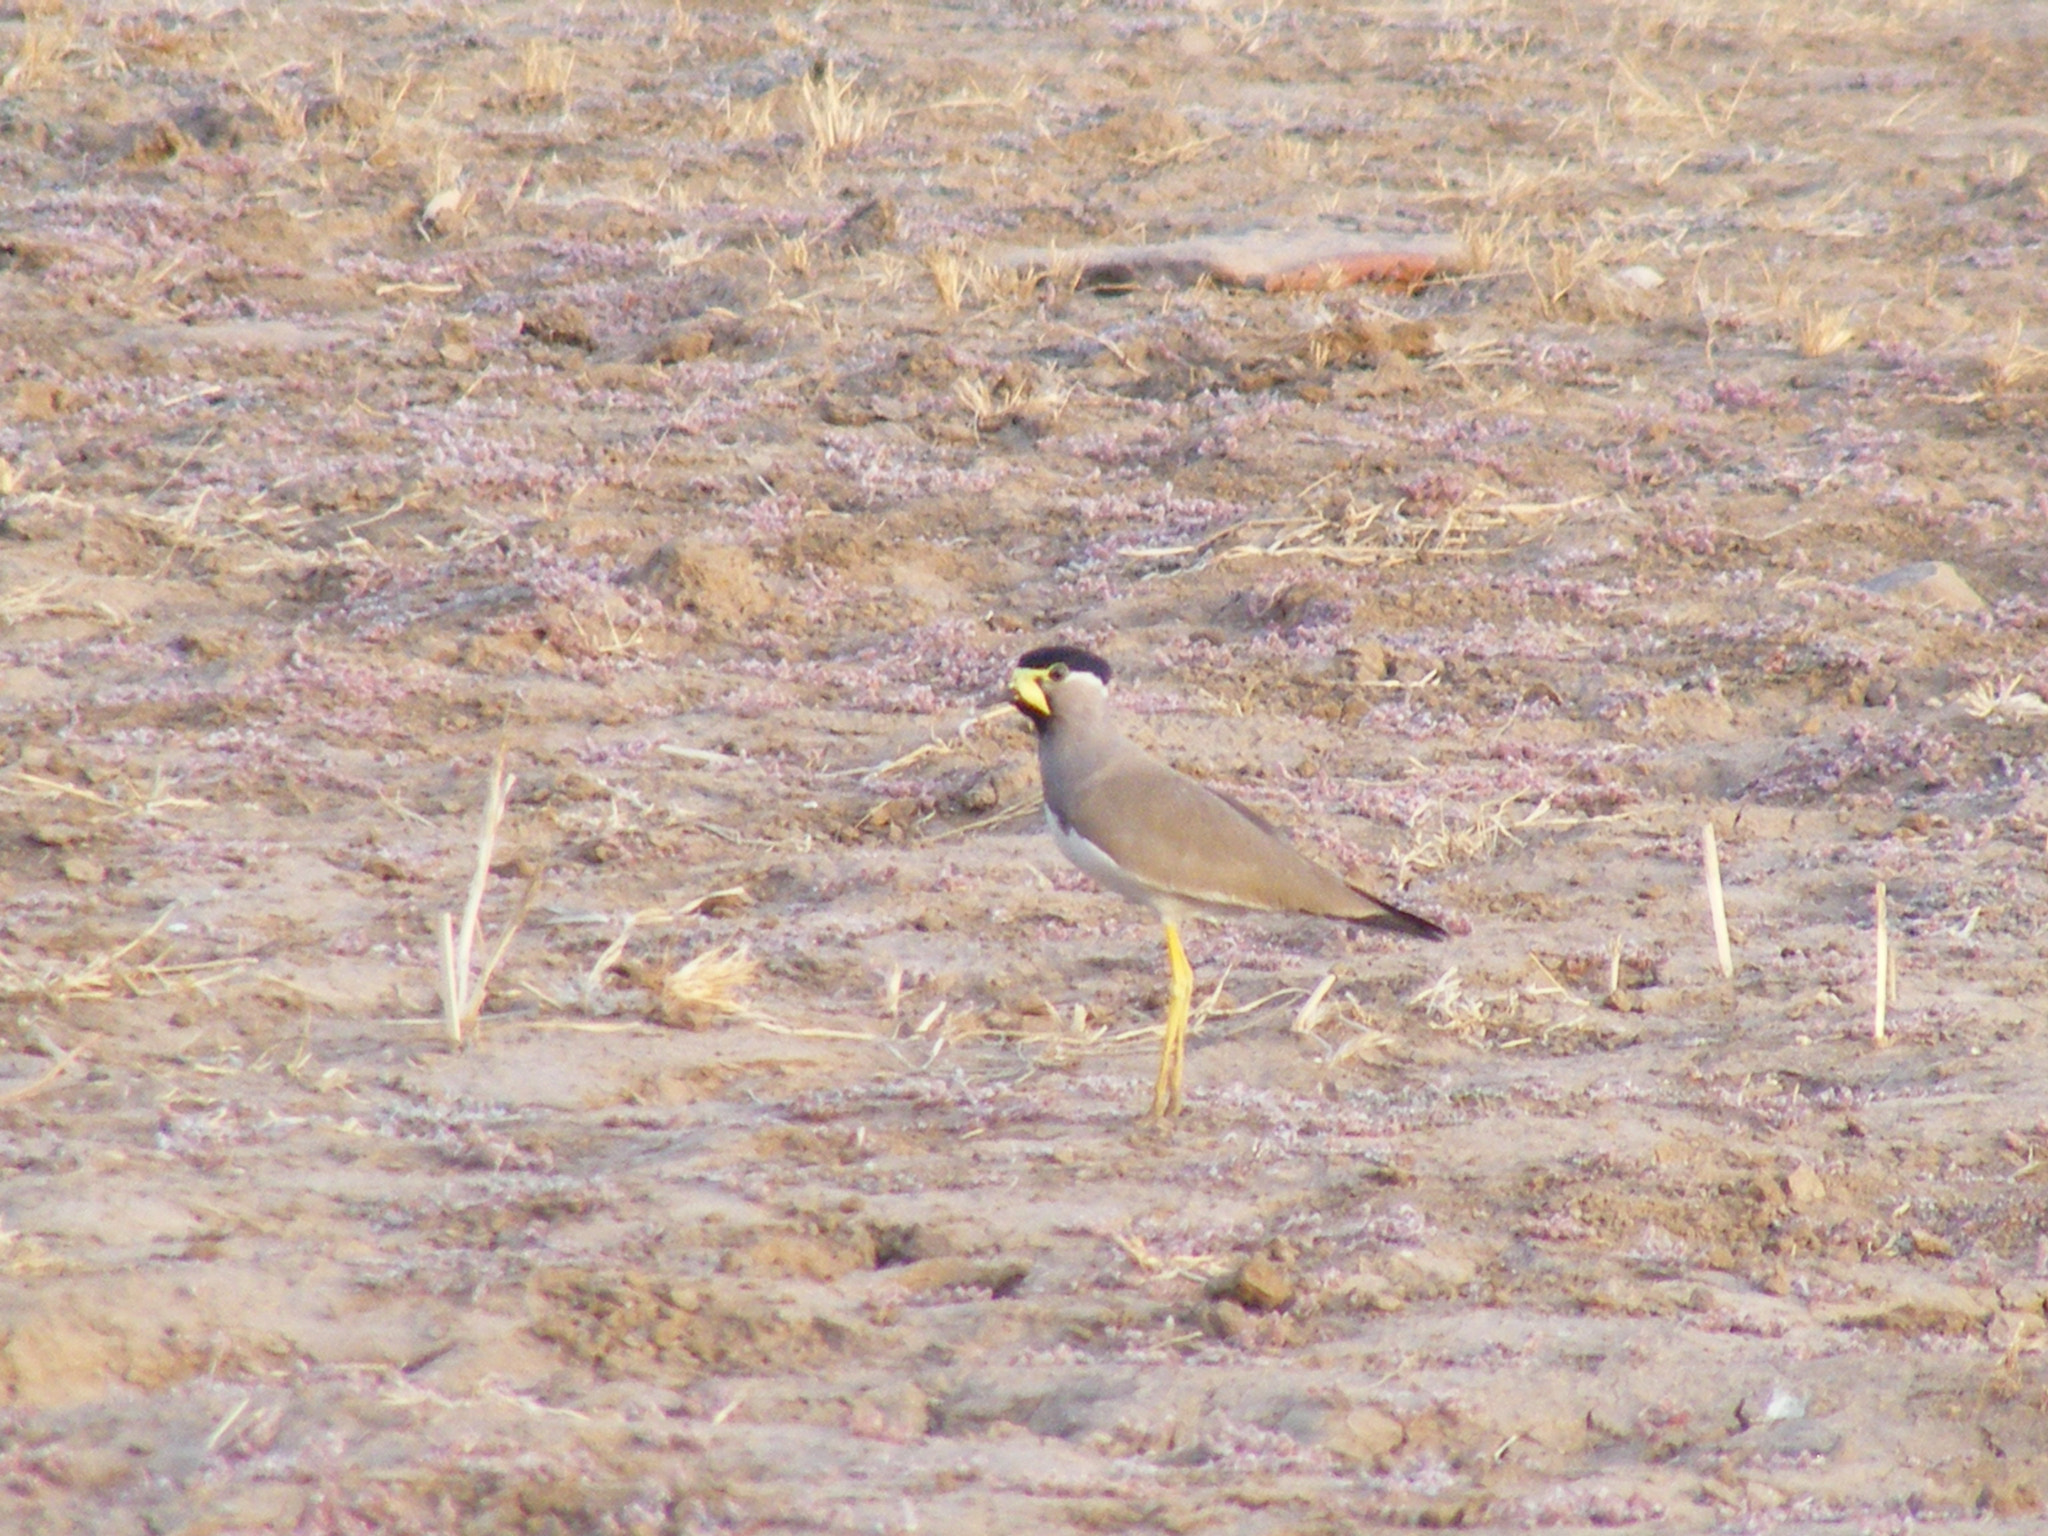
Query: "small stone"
1996 1280 2048 1314
1206 1298 1252 1340
1908 1486 1979 1519
1981 1467 2046 1516
1699 1477 1743 1509
35 1445 136 1492
1384 1247 1476 1299
1785 1165 1827 1209
1336 1269 1405 1312
1818 1273 1995 1334
418 187 467 240
59 856 104 885
649 327 715 364
521 303 595 350
13 380 69 420
954 760 1034 813
1737 1384 1806 1427
836 193 899 254
0 236 71 273
888 1255 1030 1297
1612 263 1665 290
1755 1419 1843 1459
1859 560 1987 614
1326 1405 1404 1461
817 392 878 425
1215 1254 1294 1311
847 1381 929 1443
437 320 478 367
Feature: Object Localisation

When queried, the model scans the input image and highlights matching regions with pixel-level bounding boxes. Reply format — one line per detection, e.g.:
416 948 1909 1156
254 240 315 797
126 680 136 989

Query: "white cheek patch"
1060 672 1109 706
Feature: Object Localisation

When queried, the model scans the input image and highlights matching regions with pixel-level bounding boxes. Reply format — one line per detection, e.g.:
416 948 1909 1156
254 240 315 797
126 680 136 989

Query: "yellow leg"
1149 920 1194 1119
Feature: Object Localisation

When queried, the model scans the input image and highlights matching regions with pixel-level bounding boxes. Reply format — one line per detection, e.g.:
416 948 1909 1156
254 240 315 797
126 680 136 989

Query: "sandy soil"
5 1 2048 1530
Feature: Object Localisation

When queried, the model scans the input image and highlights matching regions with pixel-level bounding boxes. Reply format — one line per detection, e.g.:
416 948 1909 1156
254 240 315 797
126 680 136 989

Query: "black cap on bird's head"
1009 645 1112 726
1015 645 1112 683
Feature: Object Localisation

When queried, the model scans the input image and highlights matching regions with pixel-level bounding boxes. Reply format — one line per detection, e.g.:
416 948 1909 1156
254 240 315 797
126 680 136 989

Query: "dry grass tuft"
2 16 73 93
1457 211 1530 276
797 60 890 162
0 577 128 630
722 89 777 140
1796 302 1857 358
1393 792 1553 883
1405 966 1514 1036
1982 319 2048 392
1125 487 1590 574
1263 134 1318 177
923 248 1055 314
770 233 811 280
242 75 308 145
517 40 575 112
1607 55 1690 130
953 365 1070 432
0 908 250 1007
658 944 757 1029
1957 676 2048 722
1526 234 1615 318
924 247 968 312
0 762 203 820
1979 143 2032 193
978 258 1061 310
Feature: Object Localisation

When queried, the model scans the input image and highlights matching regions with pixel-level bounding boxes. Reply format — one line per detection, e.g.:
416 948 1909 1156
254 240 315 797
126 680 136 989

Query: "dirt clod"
1214 1254 1294 1312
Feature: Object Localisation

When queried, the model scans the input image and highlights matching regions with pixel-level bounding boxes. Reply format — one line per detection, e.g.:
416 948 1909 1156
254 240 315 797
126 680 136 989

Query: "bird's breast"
1045 805 1163 910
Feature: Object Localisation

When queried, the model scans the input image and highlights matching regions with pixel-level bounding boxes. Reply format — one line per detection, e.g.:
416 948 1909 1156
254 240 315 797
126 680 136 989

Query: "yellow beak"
1010 666 1052 717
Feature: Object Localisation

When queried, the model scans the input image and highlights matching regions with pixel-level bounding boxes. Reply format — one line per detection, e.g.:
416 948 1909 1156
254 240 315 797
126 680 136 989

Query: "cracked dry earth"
6 0 2048 1531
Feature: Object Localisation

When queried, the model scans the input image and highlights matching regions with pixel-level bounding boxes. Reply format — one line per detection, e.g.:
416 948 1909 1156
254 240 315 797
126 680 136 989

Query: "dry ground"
5 1 2048 1530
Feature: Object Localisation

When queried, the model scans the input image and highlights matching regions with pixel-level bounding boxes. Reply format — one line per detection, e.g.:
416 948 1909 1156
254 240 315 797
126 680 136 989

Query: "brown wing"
1062 745 1409 922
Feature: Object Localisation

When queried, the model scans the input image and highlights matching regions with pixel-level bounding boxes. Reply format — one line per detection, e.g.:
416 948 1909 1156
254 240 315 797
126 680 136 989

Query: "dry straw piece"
436 751 535 1045
0 904 248 1006
659 944 757 1029
1289 973 1338 1036
1701 823 1733 979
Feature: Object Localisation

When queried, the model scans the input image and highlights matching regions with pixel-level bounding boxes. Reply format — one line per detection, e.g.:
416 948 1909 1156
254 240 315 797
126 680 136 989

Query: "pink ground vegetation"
818 435 1003 507
1740 721 1959 803
667 377 803 438
716 618 1011 716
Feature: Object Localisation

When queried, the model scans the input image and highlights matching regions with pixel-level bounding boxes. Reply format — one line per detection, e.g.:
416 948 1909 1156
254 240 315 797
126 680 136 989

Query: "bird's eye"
1048 662 1069 680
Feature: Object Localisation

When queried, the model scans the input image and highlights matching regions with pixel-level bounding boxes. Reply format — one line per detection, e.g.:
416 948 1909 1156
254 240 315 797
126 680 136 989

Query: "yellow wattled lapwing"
1010 645 1446 1118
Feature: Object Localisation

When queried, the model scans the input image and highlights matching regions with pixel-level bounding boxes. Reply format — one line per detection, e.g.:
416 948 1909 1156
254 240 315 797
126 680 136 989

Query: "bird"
1009 644 1446 1118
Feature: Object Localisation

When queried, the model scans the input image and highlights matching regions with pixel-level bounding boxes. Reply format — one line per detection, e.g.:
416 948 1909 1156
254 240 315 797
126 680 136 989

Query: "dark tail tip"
1354 894 1449 942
